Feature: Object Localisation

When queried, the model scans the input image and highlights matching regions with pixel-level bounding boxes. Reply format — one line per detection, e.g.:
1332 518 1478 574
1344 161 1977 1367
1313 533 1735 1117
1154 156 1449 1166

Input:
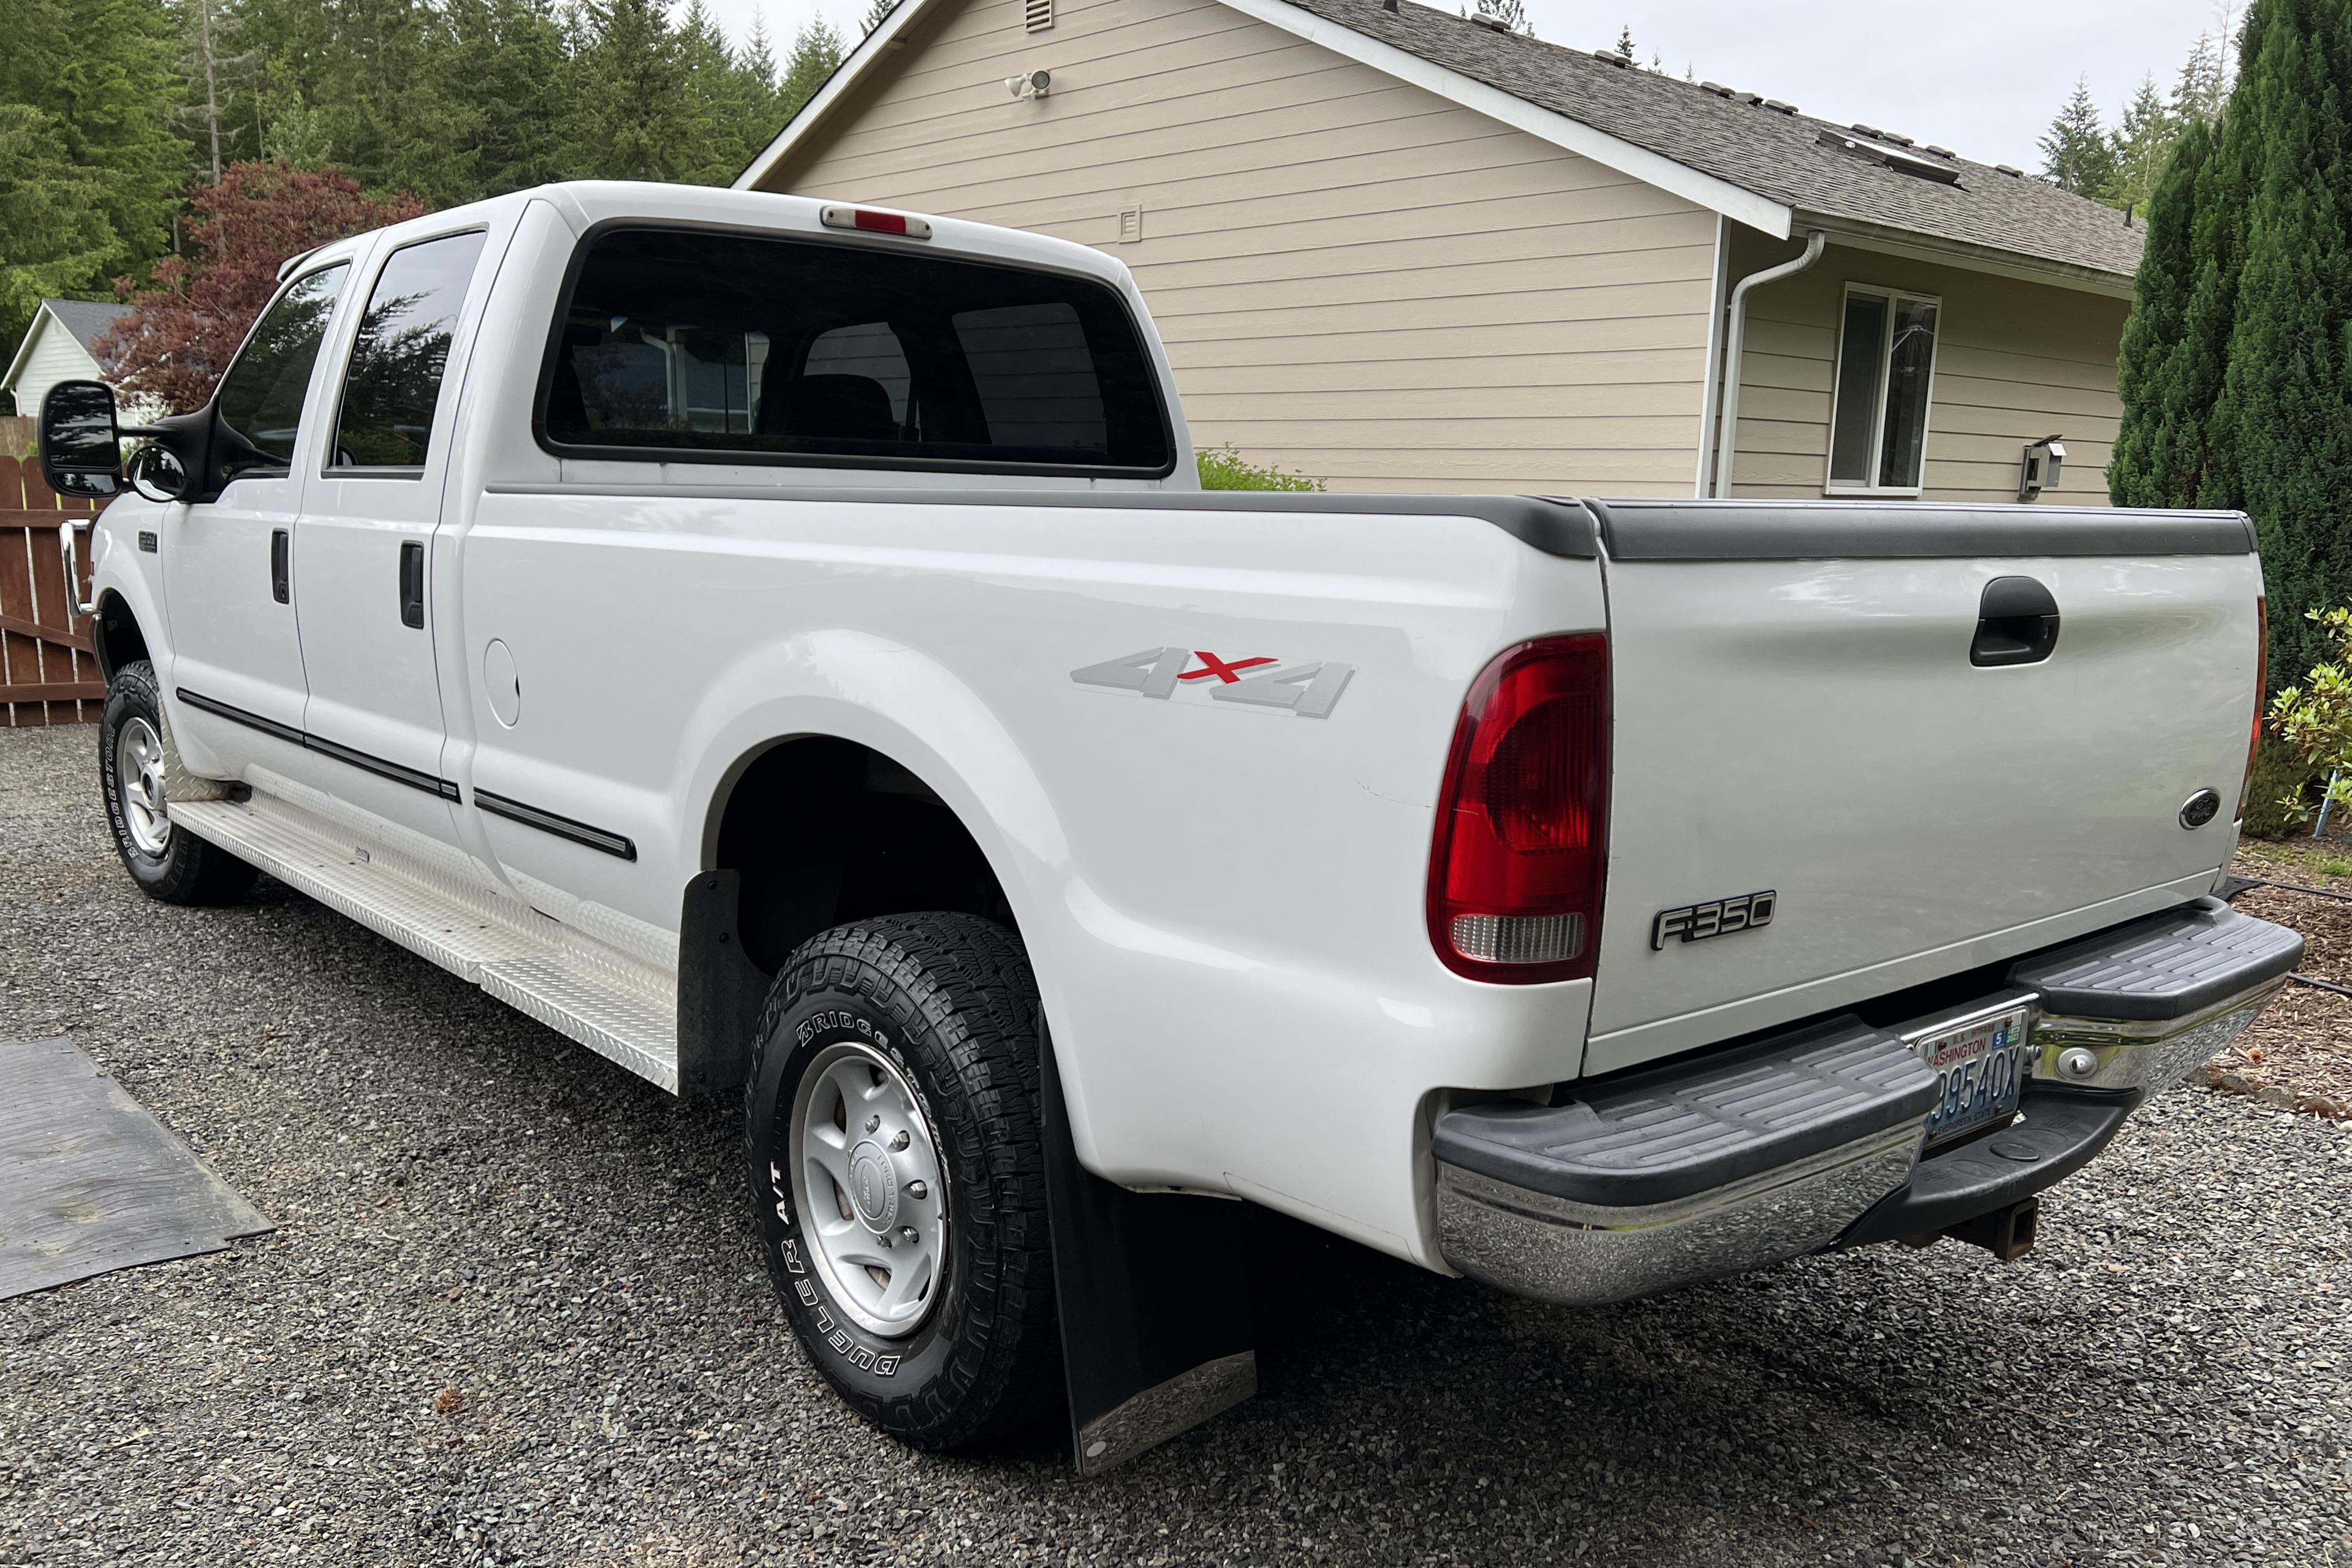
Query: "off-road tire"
745 912 1058 1450
99 661 256 905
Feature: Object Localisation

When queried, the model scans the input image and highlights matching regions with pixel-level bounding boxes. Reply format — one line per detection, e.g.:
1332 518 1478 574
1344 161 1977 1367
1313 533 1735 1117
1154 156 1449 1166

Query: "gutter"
1794 212 2138 300
1711 229 1824 500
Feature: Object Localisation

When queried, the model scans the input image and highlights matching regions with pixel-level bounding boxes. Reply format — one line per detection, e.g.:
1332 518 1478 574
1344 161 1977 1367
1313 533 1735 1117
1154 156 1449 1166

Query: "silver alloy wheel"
115 716 172 857
787 1039 949 1338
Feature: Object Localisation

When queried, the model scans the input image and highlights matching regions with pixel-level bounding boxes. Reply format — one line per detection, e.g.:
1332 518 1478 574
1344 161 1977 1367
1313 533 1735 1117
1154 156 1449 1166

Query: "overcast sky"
697 0 2235 175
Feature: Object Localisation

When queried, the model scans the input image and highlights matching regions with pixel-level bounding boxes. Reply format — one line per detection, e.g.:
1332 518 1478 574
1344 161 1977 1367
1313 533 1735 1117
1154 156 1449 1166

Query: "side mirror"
39 380 123 499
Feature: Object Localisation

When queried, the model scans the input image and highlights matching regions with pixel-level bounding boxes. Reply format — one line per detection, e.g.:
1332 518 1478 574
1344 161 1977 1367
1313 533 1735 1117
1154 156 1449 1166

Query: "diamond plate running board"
170 793 680 1093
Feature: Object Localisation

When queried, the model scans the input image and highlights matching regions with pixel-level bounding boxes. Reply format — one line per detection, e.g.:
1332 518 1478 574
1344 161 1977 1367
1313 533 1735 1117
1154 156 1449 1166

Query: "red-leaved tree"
96 162 426 414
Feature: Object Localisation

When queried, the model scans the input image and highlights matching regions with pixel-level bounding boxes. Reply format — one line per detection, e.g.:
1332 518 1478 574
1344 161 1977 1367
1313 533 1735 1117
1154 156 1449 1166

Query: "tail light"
2241 597 2267 820
1427 635 1610 983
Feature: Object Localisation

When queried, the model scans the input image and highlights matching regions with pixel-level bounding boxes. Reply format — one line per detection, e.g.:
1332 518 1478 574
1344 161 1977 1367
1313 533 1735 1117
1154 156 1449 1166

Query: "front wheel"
745 914 1058 1450
99 661 256 905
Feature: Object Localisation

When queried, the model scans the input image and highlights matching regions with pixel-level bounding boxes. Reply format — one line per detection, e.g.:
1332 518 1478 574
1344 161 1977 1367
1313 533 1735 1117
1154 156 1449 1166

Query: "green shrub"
2261 604 2352 836
1196 442 1324 491
2242 735 2319 838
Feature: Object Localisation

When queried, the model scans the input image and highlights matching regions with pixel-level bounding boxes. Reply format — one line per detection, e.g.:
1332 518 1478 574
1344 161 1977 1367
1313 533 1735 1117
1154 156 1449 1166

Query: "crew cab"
37 181 2301 1472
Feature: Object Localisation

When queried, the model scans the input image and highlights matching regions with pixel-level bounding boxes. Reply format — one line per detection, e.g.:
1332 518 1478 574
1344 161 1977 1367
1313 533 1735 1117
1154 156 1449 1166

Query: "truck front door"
163 263 349 762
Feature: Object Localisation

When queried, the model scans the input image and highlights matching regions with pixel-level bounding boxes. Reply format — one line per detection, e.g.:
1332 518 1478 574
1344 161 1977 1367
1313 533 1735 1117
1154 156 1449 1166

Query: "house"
737 0 2143 502
2 299 147 423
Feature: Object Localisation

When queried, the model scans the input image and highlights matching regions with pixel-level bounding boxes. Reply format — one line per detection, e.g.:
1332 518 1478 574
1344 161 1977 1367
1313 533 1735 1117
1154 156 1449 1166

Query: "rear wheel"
745 913 1058 1449
99 661 256 906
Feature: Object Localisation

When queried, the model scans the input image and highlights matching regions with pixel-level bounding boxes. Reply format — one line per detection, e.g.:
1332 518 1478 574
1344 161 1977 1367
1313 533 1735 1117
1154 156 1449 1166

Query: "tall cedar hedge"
2111 0 2352 684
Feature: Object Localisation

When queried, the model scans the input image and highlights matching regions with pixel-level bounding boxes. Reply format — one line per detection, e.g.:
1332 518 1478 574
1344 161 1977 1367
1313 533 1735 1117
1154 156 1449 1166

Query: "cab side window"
332 230 489 470
213 263 351 478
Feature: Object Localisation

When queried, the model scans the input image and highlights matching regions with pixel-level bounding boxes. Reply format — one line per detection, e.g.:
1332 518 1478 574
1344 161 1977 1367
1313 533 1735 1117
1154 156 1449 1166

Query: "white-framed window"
1824 283 1941 495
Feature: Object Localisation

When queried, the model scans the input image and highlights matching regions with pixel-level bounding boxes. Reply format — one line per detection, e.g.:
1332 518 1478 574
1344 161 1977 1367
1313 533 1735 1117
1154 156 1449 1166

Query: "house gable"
751 0 1723 494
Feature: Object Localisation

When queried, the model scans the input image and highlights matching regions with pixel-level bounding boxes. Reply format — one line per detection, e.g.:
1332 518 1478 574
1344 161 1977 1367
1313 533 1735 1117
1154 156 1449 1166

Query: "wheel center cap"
847 1140 898 1232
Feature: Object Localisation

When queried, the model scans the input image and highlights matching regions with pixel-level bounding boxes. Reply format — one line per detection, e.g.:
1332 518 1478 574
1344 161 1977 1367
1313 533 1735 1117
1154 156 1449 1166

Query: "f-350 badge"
1071 646 1353 719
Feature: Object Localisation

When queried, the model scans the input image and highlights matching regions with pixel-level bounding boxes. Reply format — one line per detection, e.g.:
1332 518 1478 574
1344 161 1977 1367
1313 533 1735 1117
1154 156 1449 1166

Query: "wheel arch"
89 588 151 684
672 676 1072 1104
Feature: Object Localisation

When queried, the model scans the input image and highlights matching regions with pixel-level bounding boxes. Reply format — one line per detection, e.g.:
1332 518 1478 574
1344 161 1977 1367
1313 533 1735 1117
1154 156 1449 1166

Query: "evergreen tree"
2112 0 2352 684
564 0 707 182
2172 31 2229 124
2111 116 2216 508
863 0 899 34
780 16 845 117
2212 0 2352 682
1612 24 1636 61
2039 75 2120 199
2110 75 2178 214
0 0 183 352
438 0 571 195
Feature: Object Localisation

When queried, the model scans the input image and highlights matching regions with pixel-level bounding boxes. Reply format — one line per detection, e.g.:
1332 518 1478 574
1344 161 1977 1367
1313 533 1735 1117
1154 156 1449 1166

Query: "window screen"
542 229 1172 474
1826 286 1940 493
214 263 349 473
333 230 488 469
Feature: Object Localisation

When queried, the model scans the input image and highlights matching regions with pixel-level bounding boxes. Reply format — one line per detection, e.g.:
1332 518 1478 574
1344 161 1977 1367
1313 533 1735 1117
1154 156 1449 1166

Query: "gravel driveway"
3 722 2350 1568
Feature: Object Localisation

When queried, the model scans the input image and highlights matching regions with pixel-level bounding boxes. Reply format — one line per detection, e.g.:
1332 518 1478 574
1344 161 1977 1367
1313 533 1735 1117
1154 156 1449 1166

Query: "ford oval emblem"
2179 789 2222 829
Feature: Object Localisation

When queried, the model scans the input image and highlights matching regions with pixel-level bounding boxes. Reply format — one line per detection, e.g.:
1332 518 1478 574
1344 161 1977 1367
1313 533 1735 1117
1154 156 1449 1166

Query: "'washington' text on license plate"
1909 1002 2033 1148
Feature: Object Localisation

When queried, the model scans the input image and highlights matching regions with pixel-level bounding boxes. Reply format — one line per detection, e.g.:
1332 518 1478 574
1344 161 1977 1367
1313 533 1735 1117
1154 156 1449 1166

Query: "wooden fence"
1 455 107 727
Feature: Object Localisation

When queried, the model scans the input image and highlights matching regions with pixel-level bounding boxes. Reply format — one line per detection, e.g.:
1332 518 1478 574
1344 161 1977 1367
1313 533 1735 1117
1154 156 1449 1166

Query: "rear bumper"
1433 899 2300 1306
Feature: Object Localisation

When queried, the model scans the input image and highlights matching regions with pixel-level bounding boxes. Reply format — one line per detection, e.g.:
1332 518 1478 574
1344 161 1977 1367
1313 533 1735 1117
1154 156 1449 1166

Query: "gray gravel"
2 721 2350 1568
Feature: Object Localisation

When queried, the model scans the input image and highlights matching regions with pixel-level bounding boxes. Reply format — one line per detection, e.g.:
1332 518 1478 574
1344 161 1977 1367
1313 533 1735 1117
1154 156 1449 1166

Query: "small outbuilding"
740 0 2143 502
3 300 141 422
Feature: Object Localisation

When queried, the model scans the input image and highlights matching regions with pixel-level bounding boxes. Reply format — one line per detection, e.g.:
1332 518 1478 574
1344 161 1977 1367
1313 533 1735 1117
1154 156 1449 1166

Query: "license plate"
1909 1002 2033 1148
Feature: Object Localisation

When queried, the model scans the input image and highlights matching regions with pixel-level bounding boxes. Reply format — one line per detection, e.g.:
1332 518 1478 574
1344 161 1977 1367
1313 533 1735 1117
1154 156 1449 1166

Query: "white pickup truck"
40 181 2303 1472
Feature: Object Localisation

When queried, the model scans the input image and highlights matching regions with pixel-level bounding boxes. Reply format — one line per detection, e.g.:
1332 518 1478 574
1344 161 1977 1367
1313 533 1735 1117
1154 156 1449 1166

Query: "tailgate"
1584 501 2264 1075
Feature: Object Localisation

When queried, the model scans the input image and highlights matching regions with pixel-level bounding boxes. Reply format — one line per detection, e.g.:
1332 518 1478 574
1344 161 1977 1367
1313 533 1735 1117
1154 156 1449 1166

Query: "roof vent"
1469 10 1512 30
1926 145 1957 160
1700 80 1731 97
1591 47 1631 66
1763 99 1797 115
1818 127 1964 185
1994 163 2025 177
1737 91 1763 106
1882 131 1915 147
1852 123 1884 138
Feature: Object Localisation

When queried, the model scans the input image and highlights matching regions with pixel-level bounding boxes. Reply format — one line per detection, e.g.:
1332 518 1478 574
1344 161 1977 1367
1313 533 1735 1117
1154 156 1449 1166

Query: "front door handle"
270 529 290 604
1971 575 2060 667
399 540 425 629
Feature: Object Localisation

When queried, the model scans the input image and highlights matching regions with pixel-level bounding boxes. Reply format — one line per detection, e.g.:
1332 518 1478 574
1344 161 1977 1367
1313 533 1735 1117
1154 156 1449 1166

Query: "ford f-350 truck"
37 181 2302 1472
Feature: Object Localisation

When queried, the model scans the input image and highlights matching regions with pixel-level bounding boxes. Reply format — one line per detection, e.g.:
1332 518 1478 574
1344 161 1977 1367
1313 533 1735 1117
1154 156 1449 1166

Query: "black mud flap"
1040 1034 1257 1475
677 870 772 1102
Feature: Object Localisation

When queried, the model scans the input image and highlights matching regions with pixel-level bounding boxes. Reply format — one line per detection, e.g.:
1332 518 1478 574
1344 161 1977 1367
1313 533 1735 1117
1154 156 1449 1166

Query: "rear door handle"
270 529 290 604
1971 575 2060 667
399 540 425 629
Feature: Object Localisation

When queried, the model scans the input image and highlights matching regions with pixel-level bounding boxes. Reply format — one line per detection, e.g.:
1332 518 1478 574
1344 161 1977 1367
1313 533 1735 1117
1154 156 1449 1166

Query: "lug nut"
889 1129 911 1151
878 1233 893 1249
900 1226 919 1243
2057 1047 2101 1081
905 1180 927 1200
865 1115 881 1133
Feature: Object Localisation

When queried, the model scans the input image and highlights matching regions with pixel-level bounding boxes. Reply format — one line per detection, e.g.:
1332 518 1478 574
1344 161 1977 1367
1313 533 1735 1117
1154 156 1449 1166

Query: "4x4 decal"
1071 646 1354 719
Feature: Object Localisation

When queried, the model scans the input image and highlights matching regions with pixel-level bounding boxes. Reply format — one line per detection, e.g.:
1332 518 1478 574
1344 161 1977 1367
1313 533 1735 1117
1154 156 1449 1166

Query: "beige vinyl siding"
759 0 1719 494
1719 230 2128 504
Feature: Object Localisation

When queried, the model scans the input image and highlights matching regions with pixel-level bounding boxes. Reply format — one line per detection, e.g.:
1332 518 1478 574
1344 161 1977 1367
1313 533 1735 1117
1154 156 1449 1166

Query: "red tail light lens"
2242 597 2267 821
1427 635 1610 983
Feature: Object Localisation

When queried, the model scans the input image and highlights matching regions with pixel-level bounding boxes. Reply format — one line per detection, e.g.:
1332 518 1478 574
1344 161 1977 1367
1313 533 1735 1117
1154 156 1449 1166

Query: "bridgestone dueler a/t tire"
745 913 1058 1450
99 661 257 906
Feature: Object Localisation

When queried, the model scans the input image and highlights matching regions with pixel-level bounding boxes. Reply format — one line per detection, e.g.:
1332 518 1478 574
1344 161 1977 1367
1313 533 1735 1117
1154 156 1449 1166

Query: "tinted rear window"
541 228 1172 475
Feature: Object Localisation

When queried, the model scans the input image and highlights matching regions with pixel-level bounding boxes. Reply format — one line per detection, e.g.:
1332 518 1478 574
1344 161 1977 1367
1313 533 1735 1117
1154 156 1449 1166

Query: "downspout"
1710 229 1826 499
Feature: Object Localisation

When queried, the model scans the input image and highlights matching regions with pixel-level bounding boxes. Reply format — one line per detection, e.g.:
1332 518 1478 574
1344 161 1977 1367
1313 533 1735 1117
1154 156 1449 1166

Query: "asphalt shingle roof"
1283 0 2146 280
41 298 135 357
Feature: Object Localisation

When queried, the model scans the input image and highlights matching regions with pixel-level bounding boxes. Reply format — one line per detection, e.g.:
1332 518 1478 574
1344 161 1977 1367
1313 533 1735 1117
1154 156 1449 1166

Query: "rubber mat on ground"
0 1036 272 1298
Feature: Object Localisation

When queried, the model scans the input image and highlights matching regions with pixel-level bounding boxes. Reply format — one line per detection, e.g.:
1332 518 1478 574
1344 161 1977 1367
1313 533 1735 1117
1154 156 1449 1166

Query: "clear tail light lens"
1427 635 1610 983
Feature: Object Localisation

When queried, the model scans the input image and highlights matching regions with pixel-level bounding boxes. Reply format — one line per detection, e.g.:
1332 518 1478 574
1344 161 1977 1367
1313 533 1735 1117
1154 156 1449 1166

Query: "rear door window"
332 230 489 470
541 228 1172 475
